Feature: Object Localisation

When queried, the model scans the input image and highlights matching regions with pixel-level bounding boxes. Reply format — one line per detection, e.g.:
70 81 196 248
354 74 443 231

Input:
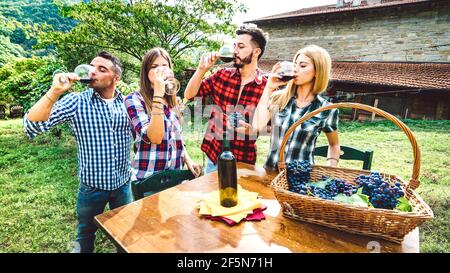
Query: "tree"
0 35 25 67
0 15 25 67
0 57 66 109
37 0 247 76
0 0 76 52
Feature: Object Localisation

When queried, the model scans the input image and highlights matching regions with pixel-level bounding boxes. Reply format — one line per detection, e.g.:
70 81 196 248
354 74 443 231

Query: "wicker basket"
271 102 433 243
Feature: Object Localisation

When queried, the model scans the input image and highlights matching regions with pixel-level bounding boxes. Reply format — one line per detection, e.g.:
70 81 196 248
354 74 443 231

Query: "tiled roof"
248 0 439 23
258 60 450 90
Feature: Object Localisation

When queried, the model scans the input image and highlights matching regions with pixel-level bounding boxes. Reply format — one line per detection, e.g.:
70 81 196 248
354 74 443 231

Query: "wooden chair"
0 104 6 119
9 104 23 118
131 169 195 200
314 145 374 170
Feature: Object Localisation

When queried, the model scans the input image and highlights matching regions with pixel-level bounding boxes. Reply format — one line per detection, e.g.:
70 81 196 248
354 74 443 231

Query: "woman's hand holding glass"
153 66 180 96
266 62 291 92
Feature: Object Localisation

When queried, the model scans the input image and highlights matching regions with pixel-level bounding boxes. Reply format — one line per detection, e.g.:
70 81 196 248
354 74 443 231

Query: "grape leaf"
357 187 374 208
334 193 369 207
306 179 330 189
396 197 412 212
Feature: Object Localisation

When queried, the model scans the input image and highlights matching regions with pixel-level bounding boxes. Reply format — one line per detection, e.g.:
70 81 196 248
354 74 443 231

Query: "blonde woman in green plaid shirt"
253 45 340 171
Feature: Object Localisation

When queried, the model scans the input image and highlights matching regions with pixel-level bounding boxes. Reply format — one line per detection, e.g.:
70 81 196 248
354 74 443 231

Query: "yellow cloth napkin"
198 185 262 223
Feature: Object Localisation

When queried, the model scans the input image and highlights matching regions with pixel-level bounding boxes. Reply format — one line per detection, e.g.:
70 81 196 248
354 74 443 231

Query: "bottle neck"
222 135 230 152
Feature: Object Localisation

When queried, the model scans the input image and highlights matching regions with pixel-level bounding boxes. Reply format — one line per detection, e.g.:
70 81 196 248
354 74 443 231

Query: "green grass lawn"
0 118 449 253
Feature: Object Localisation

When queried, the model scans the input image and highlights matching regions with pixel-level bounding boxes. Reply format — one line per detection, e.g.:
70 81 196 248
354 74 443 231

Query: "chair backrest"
131 169 195 200
0 104 6 119
314 145 374 170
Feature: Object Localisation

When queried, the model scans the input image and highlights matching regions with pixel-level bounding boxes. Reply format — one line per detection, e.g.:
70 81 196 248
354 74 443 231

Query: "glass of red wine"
57 64 94 85
275 61 297 82
218 42 235 63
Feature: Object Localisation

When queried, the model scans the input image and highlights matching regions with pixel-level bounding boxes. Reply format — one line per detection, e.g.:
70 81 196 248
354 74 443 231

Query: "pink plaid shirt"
124 92 185 181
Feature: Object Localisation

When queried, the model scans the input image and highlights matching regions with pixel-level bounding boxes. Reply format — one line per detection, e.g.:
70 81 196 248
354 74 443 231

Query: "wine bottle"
218 135 238 207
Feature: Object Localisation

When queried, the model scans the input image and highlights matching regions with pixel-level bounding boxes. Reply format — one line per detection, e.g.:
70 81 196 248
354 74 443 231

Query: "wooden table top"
94 163 419 253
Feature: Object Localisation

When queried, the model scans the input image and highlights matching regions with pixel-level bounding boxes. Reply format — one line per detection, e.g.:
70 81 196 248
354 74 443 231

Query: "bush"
0 56 66 111
116 80 138 97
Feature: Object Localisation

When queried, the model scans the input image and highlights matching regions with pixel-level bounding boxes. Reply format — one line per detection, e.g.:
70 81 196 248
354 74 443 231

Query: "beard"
233 52 253 68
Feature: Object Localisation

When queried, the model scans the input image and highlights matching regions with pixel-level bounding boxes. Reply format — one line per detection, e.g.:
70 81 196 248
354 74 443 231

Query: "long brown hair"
139 47 180 117
270 45 331 111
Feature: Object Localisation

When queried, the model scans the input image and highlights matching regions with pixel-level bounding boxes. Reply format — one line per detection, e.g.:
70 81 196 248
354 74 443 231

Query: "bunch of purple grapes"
355 172 404 209
306 185 335 200
324 176 359 196
286 160 312 193
227 112 246 128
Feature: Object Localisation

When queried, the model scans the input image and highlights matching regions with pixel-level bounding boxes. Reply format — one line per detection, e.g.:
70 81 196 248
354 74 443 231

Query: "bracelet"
326 157 339 162
45 93 56 103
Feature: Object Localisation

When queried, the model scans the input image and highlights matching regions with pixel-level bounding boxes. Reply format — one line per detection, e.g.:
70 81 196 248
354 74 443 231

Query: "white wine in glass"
161 67 180 96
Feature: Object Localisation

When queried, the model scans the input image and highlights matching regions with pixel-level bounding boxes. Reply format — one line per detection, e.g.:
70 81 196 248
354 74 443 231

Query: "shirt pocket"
300 115 322 132
294 116 322 145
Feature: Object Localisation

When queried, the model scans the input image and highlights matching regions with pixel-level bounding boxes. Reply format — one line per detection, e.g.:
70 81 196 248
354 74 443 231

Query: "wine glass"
274 61 297 82
160 66 181 96
56 64 95 84
218 42 235 63
74 64 94 84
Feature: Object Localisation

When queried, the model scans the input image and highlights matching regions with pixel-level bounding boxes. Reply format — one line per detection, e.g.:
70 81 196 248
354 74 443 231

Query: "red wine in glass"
276 61 297 82
79 78 93 84
220 56 235 63
74 64 94 84
278 75 295 82
57 64 94 85
219 43 235 63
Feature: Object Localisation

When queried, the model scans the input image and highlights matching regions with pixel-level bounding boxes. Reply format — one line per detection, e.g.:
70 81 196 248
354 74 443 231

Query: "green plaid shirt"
264 94 339 170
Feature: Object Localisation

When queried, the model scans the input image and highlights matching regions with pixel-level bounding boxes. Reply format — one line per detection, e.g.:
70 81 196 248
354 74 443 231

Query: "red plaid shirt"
197 67 267 164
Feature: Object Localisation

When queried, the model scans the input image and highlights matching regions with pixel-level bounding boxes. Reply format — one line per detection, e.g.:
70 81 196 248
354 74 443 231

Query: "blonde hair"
269 45 331 111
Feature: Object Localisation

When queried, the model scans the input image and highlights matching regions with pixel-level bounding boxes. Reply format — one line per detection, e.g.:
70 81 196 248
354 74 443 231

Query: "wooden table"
94 163 419 253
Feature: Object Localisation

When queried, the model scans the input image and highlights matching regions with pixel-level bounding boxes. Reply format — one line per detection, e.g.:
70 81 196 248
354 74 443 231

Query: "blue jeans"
76 181 132 253
205 155 218 174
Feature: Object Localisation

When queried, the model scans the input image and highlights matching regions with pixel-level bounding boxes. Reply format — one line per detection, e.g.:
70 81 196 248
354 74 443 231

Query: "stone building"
247 0 450 120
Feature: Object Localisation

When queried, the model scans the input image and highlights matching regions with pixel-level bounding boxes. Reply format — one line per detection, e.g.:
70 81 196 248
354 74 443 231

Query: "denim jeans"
205 155 218 174
75 181 132 253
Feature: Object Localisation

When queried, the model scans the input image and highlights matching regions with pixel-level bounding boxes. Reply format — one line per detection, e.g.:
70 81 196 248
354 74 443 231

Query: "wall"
256 1 450 62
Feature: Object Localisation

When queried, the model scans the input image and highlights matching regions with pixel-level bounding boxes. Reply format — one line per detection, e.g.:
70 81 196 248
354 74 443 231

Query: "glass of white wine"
160 66 180 96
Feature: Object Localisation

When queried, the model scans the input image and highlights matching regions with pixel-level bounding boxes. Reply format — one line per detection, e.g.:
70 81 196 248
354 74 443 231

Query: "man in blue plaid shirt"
23 51 132 253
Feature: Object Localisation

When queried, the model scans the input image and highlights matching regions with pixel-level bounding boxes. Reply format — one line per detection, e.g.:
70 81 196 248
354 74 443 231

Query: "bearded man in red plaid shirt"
184 24 269 173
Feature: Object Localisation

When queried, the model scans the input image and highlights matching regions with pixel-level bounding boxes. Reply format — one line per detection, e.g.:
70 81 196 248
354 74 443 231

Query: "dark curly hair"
236 23 268 60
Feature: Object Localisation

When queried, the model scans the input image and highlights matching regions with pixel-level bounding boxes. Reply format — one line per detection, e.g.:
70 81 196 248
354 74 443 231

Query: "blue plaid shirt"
23 89 131 190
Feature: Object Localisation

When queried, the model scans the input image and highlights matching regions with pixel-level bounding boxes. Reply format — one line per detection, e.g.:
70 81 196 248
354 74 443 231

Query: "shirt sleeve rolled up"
23 93 80 139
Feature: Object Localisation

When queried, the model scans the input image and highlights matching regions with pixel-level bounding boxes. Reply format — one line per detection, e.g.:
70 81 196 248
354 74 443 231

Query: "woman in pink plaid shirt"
124 48 202 182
